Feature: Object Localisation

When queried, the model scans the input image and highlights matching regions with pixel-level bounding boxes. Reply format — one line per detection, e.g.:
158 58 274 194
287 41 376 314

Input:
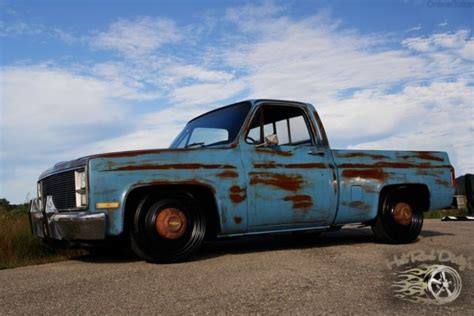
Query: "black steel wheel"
371 191 423 243
130 195 206 263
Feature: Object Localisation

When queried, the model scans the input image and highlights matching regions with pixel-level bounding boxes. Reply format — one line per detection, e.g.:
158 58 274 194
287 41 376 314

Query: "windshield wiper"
185 142 206 148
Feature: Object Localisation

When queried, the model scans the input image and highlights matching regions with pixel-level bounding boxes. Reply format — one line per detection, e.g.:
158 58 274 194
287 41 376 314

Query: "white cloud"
335 80 473 174
438 21 448 27
406 25 422 32
402 29 473 58
90 17 181 57
165 65 234 83
0 66 133 201
170 80 246 106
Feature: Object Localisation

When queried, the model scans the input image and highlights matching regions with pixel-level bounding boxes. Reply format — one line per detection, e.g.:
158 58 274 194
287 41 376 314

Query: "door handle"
307 150 325 156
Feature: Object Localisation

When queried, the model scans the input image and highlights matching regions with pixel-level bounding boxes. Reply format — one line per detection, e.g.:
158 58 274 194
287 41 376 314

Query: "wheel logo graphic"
425 265 462 304
391 264 462 305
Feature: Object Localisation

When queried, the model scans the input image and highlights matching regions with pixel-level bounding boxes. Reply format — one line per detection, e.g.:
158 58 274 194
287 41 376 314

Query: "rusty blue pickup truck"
29 99 456 262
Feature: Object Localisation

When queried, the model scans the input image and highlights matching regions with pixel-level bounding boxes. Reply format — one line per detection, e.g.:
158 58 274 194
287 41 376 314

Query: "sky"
0 0 473 203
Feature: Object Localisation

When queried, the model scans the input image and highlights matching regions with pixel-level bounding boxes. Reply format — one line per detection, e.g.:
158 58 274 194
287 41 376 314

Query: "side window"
245 105 313 146
188 127 228 146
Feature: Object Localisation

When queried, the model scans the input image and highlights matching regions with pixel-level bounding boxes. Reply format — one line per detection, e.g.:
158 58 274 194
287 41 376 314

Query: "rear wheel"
130 195 206 263
371 191 423 243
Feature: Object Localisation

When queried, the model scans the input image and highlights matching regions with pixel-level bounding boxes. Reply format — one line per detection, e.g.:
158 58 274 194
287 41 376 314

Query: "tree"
0 198 11 212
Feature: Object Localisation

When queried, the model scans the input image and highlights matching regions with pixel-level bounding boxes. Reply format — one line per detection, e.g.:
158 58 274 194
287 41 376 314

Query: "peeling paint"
216 170 239 178
435 179 449 186
255 148 293 157
336 152 389 160
341 169 390 182
284 195 313 209
229 186 246 203
343 201 371 211
110 163 236 171
249 172 305 191
253 162 327 169
339 162 451 170
400 152 444 162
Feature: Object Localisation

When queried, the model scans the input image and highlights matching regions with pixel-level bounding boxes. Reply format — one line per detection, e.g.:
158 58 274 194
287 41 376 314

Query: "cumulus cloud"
402 29 473 59
338 80 473 175
0 66 131 200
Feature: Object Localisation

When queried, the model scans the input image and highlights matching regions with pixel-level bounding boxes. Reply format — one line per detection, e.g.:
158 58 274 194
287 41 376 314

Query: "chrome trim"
29 198 105 240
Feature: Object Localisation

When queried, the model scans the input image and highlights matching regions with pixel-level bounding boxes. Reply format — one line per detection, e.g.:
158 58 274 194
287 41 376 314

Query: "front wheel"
130 196 206 263
371 191 423 244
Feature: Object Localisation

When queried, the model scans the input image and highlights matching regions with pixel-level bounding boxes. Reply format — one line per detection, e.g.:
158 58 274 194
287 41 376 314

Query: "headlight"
37 182 42 199
74 170 87 207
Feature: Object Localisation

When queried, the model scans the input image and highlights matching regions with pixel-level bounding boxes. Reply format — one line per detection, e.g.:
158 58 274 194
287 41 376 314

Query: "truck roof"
188 99 313 123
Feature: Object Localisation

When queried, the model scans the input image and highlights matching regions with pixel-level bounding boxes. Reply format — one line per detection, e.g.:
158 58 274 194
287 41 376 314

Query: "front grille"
41 170 79 210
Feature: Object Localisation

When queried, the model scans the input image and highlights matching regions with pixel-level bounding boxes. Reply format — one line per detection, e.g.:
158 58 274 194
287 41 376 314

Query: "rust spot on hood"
229 186 246 203
111 163 236 171
284 195 313 209
253 162 326 169
216 170 239 178
234 216 242 224
250 172 305 192
342 169 389 182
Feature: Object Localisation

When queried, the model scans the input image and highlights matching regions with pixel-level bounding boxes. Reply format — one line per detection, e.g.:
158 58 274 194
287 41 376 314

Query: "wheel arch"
122 182 220 240
378 183 431 214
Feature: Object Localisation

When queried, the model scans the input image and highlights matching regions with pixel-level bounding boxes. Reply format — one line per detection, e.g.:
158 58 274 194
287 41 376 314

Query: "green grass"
424 208 468 219
0 210 83 270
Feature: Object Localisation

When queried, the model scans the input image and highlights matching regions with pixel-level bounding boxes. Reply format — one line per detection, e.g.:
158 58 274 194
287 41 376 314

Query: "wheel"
371 191 423 243
130 195 206 263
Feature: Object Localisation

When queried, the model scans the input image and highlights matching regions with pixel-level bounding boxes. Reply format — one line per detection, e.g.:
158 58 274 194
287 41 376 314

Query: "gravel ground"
0 220 472 315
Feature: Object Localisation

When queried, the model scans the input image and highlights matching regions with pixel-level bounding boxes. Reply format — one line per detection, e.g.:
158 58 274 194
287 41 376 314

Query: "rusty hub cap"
155 208 187 240
392 202 413 226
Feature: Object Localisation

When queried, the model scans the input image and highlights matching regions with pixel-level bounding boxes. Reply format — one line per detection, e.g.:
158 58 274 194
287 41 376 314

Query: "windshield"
169 102 251 148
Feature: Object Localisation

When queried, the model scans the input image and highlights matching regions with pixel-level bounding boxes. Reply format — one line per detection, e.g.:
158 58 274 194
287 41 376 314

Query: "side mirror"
256 134 279 148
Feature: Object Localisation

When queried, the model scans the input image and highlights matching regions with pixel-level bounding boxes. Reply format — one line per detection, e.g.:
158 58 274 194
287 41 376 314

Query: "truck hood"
38 148 200 180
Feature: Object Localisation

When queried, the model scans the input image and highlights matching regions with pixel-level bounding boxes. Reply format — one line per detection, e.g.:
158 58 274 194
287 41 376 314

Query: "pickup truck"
29 99 456 263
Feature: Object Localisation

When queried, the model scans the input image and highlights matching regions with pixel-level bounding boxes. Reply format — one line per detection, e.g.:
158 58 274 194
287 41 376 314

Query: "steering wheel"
246 136 258 144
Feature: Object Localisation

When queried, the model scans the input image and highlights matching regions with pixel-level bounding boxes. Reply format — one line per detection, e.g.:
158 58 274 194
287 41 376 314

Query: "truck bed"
331 149 454 225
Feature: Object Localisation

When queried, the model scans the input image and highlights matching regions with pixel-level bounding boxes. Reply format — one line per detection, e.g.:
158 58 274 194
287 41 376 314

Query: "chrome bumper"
29 197 106 241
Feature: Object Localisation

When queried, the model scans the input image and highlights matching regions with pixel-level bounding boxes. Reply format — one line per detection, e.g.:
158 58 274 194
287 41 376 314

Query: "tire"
371 190 423 244
130 195 206 263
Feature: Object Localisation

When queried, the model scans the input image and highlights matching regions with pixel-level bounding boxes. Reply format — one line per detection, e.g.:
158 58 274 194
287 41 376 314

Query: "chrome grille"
41 170 79 210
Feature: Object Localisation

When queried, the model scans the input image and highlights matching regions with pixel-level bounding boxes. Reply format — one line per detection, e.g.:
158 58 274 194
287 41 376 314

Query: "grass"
0 210 83 270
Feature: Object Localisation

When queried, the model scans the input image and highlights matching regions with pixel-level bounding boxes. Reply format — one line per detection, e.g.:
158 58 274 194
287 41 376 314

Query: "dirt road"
1 220 472 315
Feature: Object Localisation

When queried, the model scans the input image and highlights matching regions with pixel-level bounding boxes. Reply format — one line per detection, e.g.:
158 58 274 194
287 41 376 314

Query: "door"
240 103 336 231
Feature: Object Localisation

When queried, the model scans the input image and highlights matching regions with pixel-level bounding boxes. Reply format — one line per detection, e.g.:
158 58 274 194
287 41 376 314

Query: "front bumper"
29 197 106 241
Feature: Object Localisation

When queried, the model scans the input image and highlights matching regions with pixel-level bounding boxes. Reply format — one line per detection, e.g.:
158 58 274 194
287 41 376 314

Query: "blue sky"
1 0 473 203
